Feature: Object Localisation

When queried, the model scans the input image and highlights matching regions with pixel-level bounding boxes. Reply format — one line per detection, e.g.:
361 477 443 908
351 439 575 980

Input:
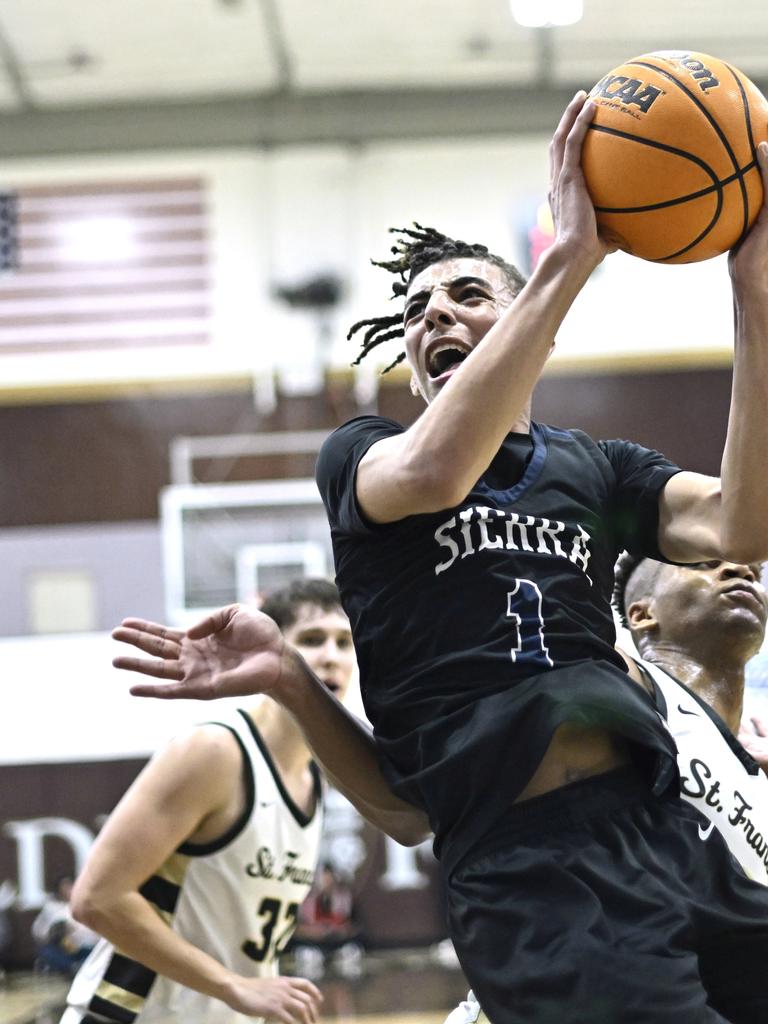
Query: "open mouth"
427 343 470 379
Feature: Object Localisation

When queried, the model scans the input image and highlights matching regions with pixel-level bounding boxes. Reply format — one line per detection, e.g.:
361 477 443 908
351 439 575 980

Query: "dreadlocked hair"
348 222 527 373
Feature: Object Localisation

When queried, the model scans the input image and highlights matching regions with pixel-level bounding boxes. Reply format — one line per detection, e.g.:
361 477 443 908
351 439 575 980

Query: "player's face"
652 560 767 654
283 603 355 702
403 257 514 403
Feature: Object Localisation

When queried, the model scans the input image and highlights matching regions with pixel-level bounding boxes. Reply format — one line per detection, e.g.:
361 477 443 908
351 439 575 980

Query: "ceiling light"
510 0 583 28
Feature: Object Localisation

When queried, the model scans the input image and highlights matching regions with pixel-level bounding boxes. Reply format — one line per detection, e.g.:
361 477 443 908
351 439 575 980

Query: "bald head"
613 552 767 662
613 553 663 631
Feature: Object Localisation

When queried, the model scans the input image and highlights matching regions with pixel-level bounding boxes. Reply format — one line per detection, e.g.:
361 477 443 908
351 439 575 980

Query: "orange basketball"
581 51 768 263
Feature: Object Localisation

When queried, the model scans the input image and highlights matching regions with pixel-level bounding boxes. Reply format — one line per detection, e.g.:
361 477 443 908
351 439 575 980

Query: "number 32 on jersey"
242 897 299 963
506 578 553 669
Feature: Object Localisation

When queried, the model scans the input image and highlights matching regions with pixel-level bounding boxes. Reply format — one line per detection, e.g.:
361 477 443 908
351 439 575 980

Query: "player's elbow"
69 894 99 931
385 812 433 847
398 458 470 515
392 825 432 847
69 878 109 932
362 436 471 519
358 799 431 846
366 466 463 522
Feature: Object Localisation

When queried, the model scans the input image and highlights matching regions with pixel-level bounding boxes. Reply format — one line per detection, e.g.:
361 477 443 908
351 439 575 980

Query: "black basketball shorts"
444 766 768 1024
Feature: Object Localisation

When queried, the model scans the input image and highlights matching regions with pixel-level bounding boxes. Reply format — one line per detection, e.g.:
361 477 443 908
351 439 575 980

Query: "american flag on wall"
0 177 210 353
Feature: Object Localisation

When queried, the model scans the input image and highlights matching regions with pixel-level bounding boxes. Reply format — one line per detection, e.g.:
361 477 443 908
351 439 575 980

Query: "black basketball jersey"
316 415 683 871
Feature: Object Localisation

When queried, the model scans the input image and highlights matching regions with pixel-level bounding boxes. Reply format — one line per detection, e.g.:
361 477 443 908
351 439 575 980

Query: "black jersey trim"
102 953 156 998
138 874 180 914
178 718 256 856
87 996 137 1024
640 660 760 776
242 714 322 828
309 759 323 806
646 667 668 720
474 421 547 504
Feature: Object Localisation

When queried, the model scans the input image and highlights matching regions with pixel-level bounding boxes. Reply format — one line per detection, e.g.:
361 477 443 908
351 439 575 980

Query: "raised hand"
112 605 287 700
548 90 618 265
225 974 322 1024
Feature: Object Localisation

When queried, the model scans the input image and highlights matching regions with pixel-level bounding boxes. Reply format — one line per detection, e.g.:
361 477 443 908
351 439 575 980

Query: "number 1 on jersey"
506 578 553 668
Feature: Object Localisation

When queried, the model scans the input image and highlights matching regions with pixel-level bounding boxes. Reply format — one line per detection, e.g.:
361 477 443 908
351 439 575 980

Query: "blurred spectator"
292 861 364 980
32 877 97 976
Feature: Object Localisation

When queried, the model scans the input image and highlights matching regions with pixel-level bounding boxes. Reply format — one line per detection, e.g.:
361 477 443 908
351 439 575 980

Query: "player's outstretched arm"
69 727 322 1023
658 142 768 566
113 608 431 846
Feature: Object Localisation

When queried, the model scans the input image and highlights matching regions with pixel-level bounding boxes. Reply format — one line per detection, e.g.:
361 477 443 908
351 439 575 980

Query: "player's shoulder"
157 717 246 783
124 718 248 822
316 415 405 486
536 421 615 477
594 435 671 468
537 421 600 451
319 415 403 455
593 434 679 489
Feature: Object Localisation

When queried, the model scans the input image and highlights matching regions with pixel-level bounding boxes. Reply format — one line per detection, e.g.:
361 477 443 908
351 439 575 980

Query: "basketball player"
114 93 768 1021
444 554 768 1023
616 554 768 772
61 579 357 1024
616 554 768 882
313 91 768 1022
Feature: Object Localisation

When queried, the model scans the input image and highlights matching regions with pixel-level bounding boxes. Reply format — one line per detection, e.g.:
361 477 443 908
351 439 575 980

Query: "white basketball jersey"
62 709 323 1024
640 660 768 885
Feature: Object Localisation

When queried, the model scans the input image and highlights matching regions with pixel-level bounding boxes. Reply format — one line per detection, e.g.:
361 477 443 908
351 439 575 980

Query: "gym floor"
0 948 471 1024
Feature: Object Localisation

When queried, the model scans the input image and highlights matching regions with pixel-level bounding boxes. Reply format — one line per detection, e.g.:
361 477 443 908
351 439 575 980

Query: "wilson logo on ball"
660 52 720 93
